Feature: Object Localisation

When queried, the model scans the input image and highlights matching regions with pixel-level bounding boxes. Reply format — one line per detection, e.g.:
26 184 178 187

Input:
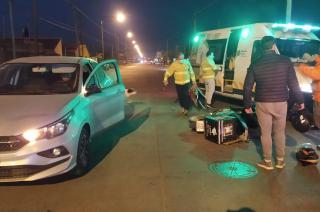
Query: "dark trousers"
175 83 191 110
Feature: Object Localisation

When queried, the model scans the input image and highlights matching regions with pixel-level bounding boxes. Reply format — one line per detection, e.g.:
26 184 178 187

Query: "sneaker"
183 110 188 116
180 108 185 114
275 159 286 169
257 160 274 170
206 104 214 109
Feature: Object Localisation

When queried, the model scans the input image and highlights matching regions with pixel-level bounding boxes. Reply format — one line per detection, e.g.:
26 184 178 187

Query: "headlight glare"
22 111 73 142
22 129 41 142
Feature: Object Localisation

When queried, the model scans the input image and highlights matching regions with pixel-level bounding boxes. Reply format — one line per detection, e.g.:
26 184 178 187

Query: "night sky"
1 0 320 57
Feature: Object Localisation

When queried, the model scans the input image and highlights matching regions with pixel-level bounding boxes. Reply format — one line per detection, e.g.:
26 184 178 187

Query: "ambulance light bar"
272 23 320 32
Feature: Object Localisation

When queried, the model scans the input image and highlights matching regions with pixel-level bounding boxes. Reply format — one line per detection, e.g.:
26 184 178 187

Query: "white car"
0 56 126 182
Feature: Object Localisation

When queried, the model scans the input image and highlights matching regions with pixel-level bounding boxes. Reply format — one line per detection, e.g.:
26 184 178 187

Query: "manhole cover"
208 161 258 179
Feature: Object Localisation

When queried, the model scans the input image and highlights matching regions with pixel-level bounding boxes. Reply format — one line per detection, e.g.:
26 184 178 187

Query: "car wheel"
73 127 90 176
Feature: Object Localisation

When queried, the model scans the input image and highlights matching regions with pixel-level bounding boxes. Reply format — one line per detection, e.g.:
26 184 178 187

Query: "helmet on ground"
290 109 310 133
296 143 319 166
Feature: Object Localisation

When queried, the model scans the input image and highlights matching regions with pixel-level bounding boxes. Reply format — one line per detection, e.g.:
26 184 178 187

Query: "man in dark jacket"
243 36 304 170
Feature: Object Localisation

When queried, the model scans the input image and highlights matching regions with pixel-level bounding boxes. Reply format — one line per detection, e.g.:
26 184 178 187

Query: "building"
0 38 62 63
62 44 90 58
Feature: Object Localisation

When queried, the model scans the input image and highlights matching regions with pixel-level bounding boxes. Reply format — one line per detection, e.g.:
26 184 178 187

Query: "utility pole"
2 15 5 39
114 31 120 60
166 39 169 61
193 14 197 33
113 31 117 59
8 0 16 59
192 1 217 33
111 44 114 58
71 0 81 56
79 16 84 57
286 0 292 23
32 0 39 55
101 20 104 59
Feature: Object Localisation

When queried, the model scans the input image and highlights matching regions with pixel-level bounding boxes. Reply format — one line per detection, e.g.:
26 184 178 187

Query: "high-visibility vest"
164 60 196 85
300 63 320 102
200 58 216 80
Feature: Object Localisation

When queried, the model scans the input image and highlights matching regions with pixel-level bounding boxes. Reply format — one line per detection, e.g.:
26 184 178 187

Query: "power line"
63 0 113 36
50 17 75 30
193 1 219 32
194 1 219 16
40 17 112 47
40 17 74 32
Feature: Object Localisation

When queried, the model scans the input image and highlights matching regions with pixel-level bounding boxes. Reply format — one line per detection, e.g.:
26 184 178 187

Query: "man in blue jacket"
243 36 304 170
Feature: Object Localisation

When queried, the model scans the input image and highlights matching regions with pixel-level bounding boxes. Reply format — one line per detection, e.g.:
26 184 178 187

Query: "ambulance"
190 23 320 108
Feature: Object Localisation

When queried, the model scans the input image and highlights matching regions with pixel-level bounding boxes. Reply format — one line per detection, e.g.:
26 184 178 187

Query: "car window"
83 63 92 85
95 63 118 89
0 63 79 95
86 74 97 89
89 61 98 69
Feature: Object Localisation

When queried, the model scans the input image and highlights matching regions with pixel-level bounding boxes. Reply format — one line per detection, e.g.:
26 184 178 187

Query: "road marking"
155 126 169 212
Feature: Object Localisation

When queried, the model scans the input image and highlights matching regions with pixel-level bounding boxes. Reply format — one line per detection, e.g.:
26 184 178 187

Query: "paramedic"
299 56 320 129
200 50 219 108
163 52 196 115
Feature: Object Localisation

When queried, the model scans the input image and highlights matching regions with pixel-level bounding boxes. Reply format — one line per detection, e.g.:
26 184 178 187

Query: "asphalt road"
0 64 319 212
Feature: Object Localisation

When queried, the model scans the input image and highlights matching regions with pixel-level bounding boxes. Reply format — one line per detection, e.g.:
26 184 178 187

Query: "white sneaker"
257 160 274 170
275 159 286 169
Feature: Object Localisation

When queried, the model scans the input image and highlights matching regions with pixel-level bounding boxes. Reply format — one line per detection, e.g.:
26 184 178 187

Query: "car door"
84 60 125 130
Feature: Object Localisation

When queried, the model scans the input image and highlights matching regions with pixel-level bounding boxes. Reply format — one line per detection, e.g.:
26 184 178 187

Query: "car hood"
0 94 80 136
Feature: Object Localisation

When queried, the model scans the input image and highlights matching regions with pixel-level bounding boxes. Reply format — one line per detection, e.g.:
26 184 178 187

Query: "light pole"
114 11 127 60
192 1 217 33
8 0 16 59
125 32 133 62
166 39 169 62
71 0 81 56
2 15 5 39
101 20 104 59
286 0 292 23
192 14 197 34
32 0 39 55
100 11 128 60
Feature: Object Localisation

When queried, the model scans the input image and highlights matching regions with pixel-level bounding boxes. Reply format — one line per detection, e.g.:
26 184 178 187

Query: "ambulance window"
224 29 242 74
251 40 262 63
206 39 227 64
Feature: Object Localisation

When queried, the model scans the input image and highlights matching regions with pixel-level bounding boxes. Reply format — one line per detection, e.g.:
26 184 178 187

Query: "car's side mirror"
85 85 101 96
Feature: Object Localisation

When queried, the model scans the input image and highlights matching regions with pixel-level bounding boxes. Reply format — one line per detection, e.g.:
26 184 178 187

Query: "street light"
127 31 133 38
132 40 136 44
115 11 126 23
112 11 126 59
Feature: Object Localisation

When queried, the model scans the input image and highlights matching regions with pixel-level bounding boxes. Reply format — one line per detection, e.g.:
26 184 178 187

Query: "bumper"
0 130 78 182
0 156 72 182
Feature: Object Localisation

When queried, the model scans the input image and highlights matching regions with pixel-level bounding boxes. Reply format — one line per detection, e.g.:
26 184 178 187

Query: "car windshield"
276 38 320 64
0 63 79 95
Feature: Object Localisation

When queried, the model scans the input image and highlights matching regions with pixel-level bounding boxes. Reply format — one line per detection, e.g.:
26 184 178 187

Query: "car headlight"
22 111 74 142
